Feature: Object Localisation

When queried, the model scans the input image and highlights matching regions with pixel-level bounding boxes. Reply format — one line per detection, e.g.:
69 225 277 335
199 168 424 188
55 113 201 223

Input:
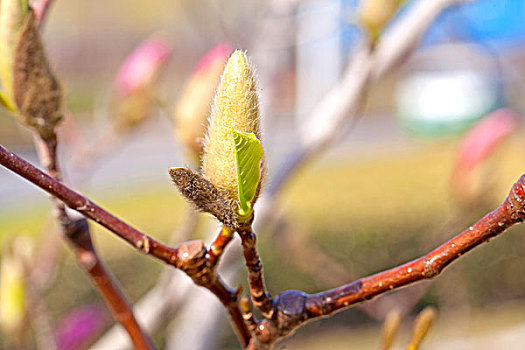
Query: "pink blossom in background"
192 42 233 75
32 0 53 27
54 304 109 350
452 108 521 194
455 108 520 175
114 36 173 97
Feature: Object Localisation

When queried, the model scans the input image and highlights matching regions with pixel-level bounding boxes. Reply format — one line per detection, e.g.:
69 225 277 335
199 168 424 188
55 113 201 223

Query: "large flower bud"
0 2 63 140
170 50 264 228
202 50 263 205
13 9 62 140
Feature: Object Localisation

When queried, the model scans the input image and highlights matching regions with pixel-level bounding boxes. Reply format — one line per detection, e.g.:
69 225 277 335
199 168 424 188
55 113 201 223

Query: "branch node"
135 237 150 254
273 290 308 332
507 174 525 221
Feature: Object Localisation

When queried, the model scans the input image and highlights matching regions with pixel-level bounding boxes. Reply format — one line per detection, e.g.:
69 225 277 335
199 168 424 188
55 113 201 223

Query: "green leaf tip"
0 91 16 112
20 0 29 13
232 128 263 216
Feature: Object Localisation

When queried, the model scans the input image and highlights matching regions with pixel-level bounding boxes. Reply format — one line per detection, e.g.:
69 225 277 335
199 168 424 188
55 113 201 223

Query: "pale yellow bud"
0 254 25 335
380 308 402 350
359 0 403 40
407 306 436 350
0 0 27 104
202 50 262 204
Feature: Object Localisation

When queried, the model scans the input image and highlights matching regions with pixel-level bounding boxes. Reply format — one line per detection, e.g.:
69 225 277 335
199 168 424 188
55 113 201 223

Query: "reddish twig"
33 136 155 350
238 224 274 319
0 143 179 266
248 174 525 348
0 143 252 347
207 226 235 266
62 218 155 350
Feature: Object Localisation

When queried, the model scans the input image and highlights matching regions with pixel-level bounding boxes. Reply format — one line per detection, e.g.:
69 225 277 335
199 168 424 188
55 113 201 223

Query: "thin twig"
33 136 155 350
267 0 471 200
207 226 235 266
0 143 180 266
238 224 274 319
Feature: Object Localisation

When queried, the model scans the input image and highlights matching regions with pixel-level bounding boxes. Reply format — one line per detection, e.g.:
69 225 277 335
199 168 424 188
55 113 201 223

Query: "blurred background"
1 0 525 349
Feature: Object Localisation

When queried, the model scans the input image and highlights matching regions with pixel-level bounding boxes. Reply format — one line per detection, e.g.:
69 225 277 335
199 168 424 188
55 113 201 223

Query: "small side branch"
304 176 525 317
238 224 274 319
33 136 155 350
207 226 235 266
63 217 155 350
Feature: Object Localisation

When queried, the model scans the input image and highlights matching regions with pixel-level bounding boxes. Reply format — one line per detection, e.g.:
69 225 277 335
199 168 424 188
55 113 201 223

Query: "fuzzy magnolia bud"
13 9 62 140
170 50 263 227
202 50 263 207
174 42 232 156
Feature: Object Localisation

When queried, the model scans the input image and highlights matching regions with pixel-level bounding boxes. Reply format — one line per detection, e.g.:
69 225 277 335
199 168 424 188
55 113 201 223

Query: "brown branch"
0 143 179 266
207 226 235 266
66 222 155 350
0 143 252 347
248 174 525 348
174 240 251 346
33 136 155 350
238 224 274 319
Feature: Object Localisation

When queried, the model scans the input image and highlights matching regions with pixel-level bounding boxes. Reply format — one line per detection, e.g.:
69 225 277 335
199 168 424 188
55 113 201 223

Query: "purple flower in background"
114 36 173 97
54 304 109 350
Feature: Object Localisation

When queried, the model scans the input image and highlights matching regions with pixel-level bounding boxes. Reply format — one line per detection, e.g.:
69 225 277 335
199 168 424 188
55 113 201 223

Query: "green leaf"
20 0 29 13
232 128 263 215
0 91 16 112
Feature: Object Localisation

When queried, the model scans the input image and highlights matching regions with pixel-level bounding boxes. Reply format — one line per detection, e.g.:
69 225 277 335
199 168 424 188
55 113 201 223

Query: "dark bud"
13 9 62 140
169 167 238 230
274 290 308 330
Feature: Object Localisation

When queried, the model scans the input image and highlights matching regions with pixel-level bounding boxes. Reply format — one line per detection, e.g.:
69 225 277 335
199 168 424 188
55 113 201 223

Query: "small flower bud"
407 306 436 350
0 0 27 107
111 36 172 131
169 167 238 229
380 308 402 350
0 251 26 336
114 37 172 98
359 0 403 42
174 42 232 157
202 50 263 208
13 9 63 140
